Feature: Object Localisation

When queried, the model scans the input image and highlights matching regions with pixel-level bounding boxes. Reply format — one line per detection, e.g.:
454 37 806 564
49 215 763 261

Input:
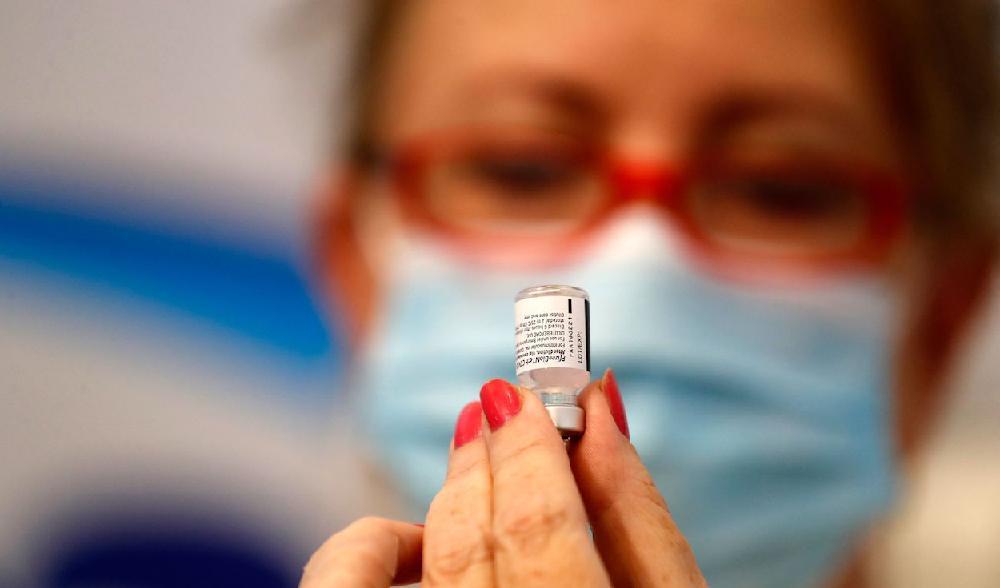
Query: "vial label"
515 295 590 375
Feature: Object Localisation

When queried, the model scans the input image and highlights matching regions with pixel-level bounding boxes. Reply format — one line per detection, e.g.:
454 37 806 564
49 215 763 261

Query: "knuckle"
495 496 573 555
494 435 550 471
423 528 491 583
427 479 484 523
300 517 402 588
425 489 461 529
351 516 390 535
424 486 492 584
445 457 479 481
627 472 672 515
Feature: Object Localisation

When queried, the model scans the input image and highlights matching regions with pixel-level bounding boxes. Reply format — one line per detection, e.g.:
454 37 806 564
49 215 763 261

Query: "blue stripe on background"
46 531 297 588
0 171 340 367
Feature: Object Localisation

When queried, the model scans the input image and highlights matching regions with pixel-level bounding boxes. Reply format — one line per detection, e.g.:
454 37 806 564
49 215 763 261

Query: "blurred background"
0 2 997 587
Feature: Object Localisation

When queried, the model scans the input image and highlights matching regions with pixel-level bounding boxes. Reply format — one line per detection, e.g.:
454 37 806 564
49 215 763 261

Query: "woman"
303 0 996 586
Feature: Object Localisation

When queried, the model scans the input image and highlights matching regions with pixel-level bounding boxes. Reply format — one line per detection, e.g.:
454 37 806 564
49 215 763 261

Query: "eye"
461 152 586 196
420 137 606 231
715 176 857 221
689 166 869 253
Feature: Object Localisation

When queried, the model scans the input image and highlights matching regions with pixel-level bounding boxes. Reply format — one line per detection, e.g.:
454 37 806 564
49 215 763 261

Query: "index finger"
422 401 493 588
479 379 608 587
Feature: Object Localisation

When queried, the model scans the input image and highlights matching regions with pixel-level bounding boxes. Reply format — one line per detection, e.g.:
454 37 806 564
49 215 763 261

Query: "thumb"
570 369 707 588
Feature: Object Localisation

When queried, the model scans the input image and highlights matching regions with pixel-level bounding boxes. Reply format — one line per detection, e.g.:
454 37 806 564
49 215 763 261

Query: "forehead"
375 0 891 154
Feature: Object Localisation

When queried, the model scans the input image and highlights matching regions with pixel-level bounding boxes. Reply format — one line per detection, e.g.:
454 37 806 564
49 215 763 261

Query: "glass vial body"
514 285 590 437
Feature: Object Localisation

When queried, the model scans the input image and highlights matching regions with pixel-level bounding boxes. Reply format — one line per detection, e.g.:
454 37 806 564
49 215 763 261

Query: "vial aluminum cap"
546 404 585 436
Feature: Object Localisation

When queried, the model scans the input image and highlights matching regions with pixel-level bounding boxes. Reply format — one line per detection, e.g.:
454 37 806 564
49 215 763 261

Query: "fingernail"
453 401 483 449
480 379 521 431
603 369 630 439
413 523 425 528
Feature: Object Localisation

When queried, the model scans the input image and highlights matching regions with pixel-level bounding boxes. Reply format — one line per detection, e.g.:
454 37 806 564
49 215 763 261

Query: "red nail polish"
453 401 482 449
603 369 630 439
480 379 521 431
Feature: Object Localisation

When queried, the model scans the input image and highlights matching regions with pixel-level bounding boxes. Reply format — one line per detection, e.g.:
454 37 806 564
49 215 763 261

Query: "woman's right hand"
301 369 706 587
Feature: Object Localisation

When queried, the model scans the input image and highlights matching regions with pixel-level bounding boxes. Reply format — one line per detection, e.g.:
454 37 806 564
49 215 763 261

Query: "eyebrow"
459 70 869 146
706 88 869 143
459 70 610 128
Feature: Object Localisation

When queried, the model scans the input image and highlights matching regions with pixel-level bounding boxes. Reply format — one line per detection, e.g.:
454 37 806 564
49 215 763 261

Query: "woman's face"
331 0 955 454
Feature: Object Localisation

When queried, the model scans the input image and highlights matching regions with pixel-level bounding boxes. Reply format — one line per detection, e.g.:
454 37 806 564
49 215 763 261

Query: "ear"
310 166 379 348
895 237 997 456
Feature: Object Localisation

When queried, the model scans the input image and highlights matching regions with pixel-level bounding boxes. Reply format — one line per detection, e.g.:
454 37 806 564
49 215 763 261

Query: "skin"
302 373 707 587
309 0 996 585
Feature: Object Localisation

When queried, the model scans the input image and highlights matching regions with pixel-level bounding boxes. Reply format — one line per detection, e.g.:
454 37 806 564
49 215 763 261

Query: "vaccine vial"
515 285 590 437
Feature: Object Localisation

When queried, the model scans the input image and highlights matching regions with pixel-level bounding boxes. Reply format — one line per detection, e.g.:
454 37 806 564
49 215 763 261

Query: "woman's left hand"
301 373 706 587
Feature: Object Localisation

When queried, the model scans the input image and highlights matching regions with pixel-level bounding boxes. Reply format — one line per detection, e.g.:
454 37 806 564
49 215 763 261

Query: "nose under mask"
351 212 897 588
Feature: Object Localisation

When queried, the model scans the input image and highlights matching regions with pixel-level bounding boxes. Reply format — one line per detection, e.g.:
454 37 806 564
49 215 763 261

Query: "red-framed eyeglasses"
368 128 909 278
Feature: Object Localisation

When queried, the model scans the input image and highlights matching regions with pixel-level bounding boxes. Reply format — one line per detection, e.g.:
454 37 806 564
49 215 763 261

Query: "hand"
301 370 707 587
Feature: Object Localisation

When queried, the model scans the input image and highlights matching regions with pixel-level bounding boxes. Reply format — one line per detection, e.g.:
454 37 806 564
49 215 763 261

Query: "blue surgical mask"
352 212 897 588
